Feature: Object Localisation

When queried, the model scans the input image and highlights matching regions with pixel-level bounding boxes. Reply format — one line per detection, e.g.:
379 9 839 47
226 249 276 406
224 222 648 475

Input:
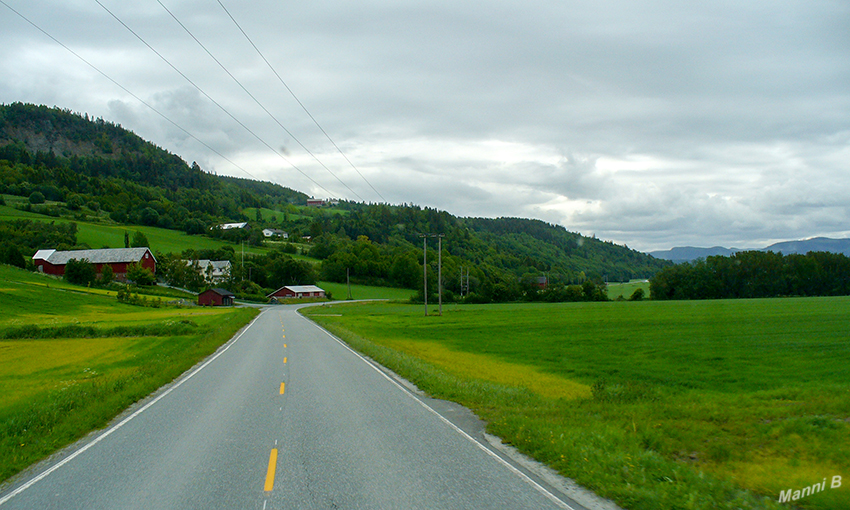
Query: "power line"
93 0 336 198
156 0 365 201
0 0 255 180
216 0 387 203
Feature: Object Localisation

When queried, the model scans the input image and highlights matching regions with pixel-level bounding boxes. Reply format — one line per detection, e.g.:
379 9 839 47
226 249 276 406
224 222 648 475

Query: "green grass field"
318 281 415 301
606 280 650 300
302 298 850 509
243 205 349 222
0 265 258 482
0 202 268 255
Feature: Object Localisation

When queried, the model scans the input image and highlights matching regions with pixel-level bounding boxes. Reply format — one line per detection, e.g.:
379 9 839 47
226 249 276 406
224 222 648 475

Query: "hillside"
0 102 669 301
651 237 850 263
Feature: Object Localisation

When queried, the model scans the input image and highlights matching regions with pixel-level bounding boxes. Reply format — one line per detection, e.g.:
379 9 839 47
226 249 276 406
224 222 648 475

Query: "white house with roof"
262 228 288 239
185 259 232 283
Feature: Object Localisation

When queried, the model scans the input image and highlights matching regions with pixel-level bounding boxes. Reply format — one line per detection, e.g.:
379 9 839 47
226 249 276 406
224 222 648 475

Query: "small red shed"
198 288 235 306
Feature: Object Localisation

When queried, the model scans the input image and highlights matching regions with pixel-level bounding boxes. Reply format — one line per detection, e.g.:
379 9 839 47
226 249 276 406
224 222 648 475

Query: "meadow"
606 279 651 300
0 265 258 482
302 298 850 509
0 200 268 255
317 280 415 301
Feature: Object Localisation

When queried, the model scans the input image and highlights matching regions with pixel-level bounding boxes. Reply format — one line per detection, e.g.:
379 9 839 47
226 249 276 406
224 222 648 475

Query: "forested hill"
0 102 668 290
0 102 307 223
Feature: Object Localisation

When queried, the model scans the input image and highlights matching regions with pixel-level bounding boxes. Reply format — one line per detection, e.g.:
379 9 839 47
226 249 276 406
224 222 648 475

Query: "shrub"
126 263 156 286
64 258 96 285
28 191 45 204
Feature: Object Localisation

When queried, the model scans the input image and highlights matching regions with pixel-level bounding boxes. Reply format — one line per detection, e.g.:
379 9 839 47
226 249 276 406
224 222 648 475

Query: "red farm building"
32 247 156 280
267 285 326 302
198 288 235 306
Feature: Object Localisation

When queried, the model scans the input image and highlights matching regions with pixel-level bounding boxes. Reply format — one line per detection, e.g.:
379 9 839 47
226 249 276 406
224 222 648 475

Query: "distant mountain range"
650 237 850 263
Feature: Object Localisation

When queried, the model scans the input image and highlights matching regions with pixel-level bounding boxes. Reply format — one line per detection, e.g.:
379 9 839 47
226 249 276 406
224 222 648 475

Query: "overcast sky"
1 0 848 252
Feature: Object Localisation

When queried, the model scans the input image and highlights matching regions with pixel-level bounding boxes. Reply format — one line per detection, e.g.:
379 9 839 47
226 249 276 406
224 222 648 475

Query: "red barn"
267 285 326 301
198 288 235 306
32 248 156 279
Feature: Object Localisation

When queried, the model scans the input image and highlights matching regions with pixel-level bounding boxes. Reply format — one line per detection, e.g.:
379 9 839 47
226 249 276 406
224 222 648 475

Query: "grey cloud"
1 0 848 252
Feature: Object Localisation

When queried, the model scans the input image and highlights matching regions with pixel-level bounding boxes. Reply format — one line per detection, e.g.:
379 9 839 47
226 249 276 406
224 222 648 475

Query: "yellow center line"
283 357 287 364
264 449 278 492
279 382 285 395
283 344 287 348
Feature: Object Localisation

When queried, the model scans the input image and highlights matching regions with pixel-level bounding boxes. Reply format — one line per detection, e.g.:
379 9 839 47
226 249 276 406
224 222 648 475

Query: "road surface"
0 305 592 509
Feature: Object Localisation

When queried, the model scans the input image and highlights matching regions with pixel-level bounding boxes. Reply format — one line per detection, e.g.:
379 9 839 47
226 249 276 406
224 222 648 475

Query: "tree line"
649 250 850 300
0 103 671 303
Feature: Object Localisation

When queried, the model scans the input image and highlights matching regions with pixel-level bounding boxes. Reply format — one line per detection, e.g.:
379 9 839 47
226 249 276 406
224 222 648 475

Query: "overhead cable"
0 0 256 180
93 0 336 197
157 0 365 201
216 0 387 202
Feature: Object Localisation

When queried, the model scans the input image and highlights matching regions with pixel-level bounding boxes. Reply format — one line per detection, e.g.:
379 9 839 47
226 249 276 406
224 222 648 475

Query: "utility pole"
420 234 428 316
347 268 352 300
460 265 470 297
437 234 445 316
420 233 444 316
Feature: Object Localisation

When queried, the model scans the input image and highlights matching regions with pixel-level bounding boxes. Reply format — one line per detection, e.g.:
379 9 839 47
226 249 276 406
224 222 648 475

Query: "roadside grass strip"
303 299 850 510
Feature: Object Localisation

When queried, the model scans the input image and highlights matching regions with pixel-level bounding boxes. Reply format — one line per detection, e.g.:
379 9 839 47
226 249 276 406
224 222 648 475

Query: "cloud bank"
1 0 848 251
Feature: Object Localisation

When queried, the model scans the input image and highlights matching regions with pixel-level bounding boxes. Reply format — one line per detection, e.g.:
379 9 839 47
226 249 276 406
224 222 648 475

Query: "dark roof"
205 288 235 297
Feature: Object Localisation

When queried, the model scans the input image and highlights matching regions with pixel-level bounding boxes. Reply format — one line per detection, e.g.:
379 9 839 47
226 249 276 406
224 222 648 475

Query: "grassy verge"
302 299 849 509
0 265 259 482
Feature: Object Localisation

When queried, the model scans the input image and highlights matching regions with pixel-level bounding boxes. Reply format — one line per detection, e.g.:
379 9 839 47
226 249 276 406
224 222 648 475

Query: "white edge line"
303 317 576 510
0 311 265 506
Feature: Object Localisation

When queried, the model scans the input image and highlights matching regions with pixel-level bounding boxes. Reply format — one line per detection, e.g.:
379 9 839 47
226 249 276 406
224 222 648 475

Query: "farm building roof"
266 285 326 298
32 247 156 265
205 288 235 297
283 285 324 293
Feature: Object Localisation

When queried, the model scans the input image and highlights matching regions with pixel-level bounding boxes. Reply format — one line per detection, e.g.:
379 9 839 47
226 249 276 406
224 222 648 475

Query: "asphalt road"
0 306 589 510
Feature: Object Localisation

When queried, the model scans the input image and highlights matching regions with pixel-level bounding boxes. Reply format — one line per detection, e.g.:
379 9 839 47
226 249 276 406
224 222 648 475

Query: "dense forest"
0 102 670 302
650 250 850 300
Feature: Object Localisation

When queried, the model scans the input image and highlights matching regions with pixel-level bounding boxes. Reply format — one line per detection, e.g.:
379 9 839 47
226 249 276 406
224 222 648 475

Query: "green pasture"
318 281 415 301
243 205 349 222
0 265 258 482
303 298 850 509
606 279 650 300
0 202 267 255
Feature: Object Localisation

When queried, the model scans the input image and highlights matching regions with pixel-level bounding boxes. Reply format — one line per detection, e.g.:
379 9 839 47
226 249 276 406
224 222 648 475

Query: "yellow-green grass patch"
386 339 590 400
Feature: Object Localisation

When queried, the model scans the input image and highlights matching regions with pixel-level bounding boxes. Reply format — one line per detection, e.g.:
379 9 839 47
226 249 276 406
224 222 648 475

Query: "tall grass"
303 299 850 509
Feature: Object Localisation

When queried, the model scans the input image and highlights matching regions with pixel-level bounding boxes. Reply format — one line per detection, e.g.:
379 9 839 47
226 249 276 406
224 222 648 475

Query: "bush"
64 258 96 285
629 287 645 301
98 264 114 286
131 231 149 248
28 191 45 204
0 245 26 268
126 263 156 286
